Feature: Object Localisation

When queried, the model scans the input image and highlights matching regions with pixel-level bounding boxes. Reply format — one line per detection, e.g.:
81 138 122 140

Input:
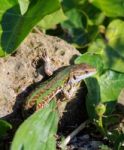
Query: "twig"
60 120 90 149
33 27 43 35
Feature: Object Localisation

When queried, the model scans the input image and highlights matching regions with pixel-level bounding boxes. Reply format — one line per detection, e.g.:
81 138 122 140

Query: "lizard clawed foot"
62 85 78 100
41 50 54 76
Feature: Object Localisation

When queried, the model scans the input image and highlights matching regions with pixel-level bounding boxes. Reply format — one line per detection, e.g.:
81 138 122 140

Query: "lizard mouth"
73 71 96 83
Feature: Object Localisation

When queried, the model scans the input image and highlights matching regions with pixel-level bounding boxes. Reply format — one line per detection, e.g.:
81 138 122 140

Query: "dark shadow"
1 65 69 122
69 54 80 64
58 81 88 133
0 72 54 149
0 80 46 150
58 77 101 133
116 103 124 115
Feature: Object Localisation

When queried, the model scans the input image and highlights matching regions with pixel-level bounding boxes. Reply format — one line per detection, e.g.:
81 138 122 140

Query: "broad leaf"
103 20 124 73
78 20 124 73
97 71 124 102
90 0 124 17
0 0 60 56
85 71 124 118
18 0 30 15
85 77 100 119
87 38 105 53
61 1 105 47
106 20 124 51
38 8 67 29
62 0 86 11
81 2 105 26
11 100 59 150
61 8 88 46
75 52 104 73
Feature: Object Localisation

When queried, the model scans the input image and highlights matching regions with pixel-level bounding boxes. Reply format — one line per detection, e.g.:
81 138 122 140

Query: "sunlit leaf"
90 0 124 17
85 71 124 118
11 100 58 150
0 0 60 56
38 8 67 29
75 52 104 73
18 0 30 15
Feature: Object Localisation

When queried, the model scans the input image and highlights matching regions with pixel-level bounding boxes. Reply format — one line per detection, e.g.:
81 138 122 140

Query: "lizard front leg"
62 74 81 100
62 83 79 100
41 50 54 76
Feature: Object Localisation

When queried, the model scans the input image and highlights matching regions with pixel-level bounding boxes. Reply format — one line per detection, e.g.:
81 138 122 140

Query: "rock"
0 32 80 117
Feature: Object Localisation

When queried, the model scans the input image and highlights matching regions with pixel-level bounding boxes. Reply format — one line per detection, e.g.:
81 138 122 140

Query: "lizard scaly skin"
24 64 96 111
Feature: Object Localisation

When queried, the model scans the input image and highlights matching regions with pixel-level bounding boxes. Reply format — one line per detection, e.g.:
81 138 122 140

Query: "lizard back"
24 66 72 109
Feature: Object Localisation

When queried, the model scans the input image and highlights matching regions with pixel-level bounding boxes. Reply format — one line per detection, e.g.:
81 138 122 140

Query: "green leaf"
18 0 30 15
75 52 104 73
11 100 59 150
0 119 12 137
0 0 60 56
106 19 124 56
97 71 124 102
38 8 67 29
81 2 105 26
62 0 86 11
61 1 104 47
62 8 84 29
85 77 100 119
103 20 124 73
87 38 106 53
81 20 124 73
85 71 124 118
61 8 88 46
90 0 124 17
99 144 112 150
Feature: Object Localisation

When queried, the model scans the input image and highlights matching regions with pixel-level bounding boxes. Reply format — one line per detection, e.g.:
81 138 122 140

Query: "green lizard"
24 63 96 111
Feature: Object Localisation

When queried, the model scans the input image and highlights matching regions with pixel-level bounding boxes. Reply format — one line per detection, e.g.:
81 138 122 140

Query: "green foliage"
90 0 124 17
38 8 67 29
0 0 60 56
75 54 124 118
0 119 12 137
0 0 124 148
75 19 124 72
75 18 124 120
95 103 106 117
99 144 112 150
104 20 124 73
18 0 30 15
11 100 59 150
61 8 88 46
75 52 104 73
74 16 124 148
60 0 105 47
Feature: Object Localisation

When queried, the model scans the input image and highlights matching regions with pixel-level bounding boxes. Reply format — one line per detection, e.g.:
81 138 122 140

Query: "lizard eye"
73 75 76 80
85 70 89 73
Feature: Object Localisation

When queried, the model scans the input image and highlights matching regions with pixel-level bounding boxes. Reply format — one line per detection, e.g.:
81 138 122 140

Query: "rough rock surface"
0 32 80 118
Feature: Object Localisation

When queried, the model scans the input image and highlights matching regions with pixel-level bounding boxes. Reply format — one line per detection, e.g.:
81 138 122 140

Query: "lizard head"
71 64 96 83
